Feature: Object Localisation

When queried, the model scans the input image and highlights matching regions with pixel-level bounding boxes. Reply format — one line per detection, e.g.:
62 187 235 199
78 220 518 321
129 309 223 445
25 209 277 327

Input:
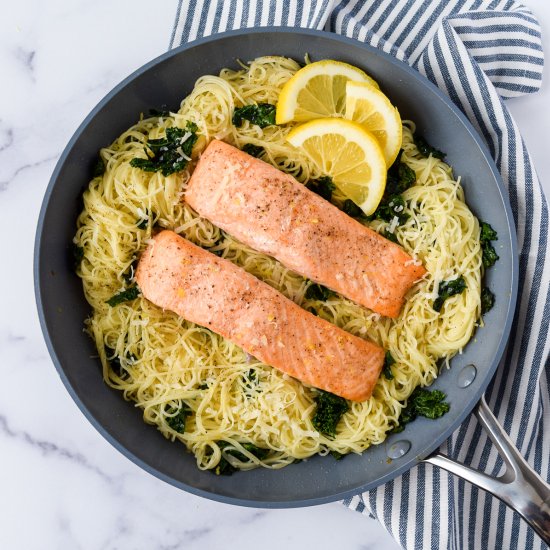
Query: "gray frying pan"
33 28 550 542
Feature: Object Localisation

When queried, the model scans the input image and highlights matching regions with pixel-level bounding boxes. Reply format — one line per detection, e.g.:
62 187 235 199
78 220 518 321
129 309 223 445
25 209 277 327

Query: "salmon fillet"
185 139 426 318
135 230 385 402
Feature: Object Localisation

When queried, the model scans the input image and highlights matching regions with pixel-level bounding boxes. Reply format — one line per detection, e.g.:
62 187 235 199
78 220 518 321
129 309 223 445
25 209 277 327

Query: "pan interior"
35 28 517 507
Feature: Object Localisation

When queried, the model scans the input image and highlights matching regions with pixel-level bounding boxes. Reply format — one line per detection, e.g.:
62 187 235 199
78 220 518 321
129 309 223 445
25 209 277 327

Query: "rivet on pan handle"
423 394 550 544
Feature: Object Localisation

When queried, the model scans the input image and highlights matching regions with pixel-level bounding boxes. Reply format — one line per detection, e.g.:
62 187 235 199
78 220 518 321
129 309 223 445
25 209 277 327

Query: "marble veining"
0 414 117 487
1 0 547 549
0 153 59 191
14 47 36 79
0 124 14 152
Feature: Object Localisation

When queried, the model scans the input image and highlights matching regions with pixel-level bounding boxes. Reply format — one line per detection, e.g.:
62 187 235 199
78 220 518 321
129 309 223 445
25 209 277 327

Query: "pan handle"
423 394 550 544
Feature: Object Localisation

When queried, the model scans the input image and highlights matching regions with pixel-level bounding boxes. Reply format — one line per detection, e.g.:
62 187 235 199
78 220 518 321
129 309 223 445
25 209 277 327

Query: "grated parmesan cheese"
388 216 400 234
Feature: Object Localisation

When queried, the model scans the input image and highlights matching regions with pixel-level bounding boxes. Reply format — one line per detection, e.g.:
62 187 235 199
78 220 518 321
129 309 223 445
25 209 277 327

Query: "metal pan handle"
423 395 550 544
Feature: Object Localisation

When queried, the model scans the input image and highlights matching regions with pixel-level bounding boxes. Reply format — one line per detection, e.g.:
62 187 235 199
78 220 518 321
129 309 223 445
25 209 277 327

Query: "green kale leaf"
433 276 466 312
122 259 138 284
384 229 399 243
411 389 450 419
244 368 258 386
482 243 499 268
385 150 416 196
106 285 140 307
312 390 349 438
305 283 334 301
480 221 498 242
414 135 446 160
479 221 499 268
93 157 105 178
214 442 270 475
481 287 495 314
330 450 346 460
105 346 136 380
371 194 409 224
306 175 336 201
242 143 265 158
383 351 395 380
72 244 84 271
105 346 122 376
136 209 155 230
391 387 450 433
369 151 415 227
397 162 417 189
166 403 191 434
149 106 171 117
232 103 276 128
342 198 364 218
130 122 198 177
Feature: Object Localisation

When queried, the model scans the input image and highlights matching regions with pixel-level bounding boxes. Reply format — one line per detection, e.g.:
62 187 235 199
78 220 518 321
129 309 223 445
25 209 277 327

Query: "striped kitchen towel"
169 1 549 549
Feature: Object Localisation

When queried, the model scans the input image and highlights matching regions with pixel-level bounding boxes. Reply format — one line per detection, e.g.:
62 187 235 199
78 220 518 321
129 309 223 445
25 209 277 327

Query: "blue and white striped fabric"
169 2 549 548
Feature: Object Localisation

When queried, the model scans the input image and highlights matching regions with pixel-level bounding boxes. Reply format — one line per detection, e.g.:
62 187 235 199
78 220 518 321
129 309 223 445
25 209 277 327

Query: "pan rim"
34 26 519 507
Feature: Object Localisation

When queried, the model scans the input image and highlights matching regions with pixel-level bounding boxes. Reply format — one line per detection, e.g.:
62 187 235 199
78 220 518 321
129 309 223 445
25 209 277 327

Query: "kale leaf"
385 150 416 196
122 259 139 284
397 162 417 189
306 175 335 201
480 221 498 242
391 387 450 433
412 389 450 419
106 285 140 307
477 222 498 310
149 106 171 117
330 450 346 460
214 442 270 475
214 457 236 476
482 244 499 268
414 135 446 160
105 346 136 380
312 390 349 438
369 151 415 227
242 143 265 158
342 198 364 218
372 194 409 224
93 157 105 178
481 287 495 314
383 351 395 380
165 403 191 434
479 221 499 268
232 103 276 128
105 346 122 377
305 283 334 301
384 229 399 243
130 122 198 177
72 244 84 271
244 368 258 386
433 276 466 312
137 209 155 230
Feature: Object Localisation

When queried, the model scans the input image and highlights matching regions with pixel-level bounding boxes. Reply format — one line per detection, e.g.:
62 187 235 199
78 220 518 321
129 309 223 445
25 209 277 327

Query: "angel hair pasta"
74 56 484 473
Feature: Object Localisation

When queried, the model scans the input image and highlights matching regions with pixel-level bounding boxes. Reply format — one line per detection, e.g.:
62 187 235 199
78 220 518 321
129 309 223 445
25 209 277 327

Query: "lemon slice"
287 118 386 215
345 81 402 166
276 60 379 124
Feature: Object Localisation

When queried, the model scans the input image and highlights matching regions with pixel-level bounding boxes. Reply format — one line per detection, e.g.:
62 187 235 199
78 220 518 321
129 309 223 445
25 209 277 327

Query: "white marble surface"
1 1 548 549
